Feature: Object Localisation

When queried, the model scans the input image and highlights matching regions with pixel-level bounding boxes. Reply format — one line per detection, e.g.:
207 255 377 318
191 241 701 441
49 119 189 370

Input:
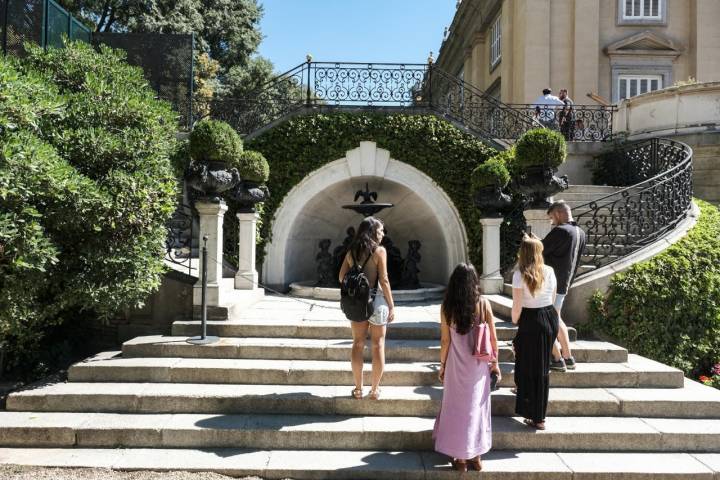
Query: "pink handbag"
473 301 496 361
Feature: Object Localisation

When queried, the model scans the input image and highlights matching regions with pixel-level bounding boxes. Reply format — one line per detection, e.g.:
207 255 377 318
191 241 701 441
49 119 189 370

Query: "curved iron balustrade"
573 138 693 277
508 104 617 142
191 60 541 144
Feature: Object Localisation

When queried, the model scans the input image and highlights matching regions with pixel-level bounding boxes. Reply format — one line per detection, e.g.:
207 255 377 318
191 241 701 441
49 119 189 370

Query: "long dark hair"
442 263 481 335
350 216 384 261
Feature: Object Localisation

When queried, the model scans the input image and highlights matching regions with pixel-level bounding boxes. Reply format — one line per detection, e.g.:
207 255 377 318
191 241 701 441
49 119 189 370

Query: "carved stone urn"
515 165 569 208
230 180 270 213
474 185 513 218
185 160 240 203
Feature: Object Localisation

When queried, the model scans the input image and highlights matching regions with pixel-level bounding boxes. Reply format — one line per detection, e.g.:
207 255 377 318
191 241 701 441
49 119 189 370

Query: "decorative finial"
428 52 434 65
443 27 448 40
306 54 313 63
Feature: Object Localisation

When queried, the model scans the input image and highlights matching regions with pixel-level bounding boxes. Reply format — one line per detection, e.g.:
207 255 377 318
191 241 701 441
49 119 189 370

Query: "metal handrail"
572 138 693 276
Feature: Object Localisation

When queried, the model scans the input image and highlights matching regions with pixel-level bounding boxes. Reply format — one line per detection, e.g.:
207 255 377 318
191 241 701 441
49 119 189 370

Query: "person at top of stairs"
542 201 587 372
434 263 500 472
511 234 559 431
339 216 395 401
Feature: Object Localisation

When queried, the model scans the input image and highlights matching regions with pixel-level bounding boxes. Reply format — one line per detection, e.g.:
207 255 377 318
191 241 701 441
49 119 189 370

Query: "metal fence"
93 32 195 129
508 104 617 142
1 0 91 55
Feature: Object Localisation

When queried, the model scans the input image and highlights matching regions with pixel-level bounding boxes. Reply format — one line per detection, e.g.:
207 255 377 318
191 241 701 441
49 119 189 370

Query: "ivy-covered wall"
245 113 497 271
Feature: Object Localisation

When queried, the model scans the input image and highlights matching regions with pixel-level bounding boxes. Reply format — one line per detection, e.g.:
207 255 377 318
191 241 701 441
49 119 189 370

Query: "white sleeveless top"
512 265 557 308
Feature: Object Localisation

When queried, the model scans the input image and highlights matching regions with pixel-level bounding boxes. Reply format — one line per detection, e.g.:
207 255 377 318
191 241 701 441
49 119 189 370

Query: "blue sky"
257 0 458 73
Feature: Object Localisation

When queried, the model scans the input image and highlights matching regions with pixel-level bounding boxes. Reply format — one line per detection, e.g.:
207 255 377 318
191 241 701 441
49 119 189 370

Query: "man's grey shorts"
554 293 566 311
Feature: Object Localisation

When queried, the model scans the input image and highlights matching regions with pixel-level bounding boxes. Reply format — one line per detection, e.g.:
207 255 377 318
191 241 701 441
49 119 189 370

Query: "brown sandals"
351 388 363 399
451 459 468 472
368 388 381 400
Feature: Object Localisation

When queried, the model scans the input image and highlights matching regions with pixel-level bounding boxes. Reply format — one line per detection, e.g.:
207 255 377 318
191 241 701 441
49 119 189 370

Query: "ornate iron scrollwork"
573 139 693 276
165 203 196 276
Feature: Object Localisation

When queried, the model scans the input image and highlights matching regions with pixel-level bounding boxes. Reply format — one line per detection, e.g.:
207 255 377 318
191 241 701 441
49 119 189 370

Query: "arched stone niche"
262 141 469 290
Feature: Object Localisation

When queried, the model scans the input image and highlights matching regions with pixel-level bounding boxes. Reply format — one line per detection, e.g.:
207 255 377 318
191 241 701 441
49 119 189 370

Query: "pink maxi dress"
432 322 492 459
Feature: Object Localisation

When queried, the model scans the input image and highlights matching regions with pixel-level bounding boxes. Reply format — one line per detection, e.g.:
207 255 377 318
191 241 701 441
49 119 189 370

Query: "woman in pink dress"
433 263 501 471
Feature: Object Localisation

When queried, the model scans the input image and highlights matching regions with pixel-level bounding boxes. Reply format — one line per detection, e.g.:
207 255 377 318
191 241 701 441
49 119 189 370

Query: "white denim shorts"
554 293 567 311
368 289 390 326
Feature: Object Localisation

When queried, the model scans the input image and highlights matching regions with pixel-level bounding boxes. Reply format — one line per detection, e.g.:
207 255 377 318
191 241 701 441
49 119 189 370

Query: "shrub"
471 155 510 189
0 41 178 377
189 119 243 164
588 200 720 377
231 150 270 183
515 128 567 169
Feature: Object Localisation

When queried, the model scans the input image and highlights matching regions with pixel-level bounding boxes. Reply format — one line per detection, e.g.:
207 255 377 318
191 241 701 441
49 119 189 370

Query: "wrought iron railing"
508 104 617 142
573 138 693 275
165 202 196 276
192 59 541 144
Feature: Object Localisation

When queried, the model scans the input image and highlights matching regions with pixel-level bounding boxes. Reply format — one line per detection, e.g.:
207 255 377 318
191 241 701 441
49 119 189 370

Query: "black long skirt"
513 305 559 423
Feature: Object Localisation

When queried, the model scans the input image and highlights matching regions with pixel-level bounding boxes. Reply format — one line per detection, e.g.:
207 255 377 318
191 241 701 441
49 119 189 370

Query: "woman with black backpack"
339 216 395 400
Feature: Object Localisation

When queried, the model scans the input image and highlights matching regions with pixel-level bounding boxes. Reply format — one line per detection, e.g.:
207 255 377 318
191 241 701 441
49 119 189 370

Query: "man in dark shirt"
543 201 587 371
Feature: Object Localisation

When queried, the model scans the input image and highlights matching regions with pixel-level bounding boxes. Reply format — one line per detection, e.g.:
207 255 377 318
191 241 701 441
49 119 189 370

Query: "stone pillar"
479 217 504 294
524 208 552 240
235 212 260 290
194 200 228 306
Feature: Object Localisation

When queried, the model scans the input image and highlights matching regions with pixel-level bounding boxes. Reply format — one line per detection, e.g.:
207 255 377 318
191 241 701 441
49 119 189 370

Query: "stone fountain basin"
289 281 445 303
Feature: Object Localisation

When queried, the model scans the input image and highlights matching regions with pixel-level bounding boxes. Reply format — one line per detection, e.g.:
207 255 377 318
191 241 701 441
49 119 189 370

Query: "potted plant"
184 120 242 202
471 154 512 217
513 128 569 208
228 150 270 213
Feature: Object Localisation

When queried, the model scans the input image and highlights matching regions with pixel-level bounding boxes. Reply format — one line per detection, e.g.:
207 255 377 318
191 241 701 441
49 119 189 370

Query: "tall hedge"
245 113 496 268
0 42 178 376
588 200 720 376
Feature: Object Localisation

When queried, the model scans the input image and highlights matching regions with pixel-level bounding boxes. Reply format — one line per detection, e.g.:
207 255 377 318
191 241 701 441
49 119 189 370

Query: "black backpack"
340 249 376 321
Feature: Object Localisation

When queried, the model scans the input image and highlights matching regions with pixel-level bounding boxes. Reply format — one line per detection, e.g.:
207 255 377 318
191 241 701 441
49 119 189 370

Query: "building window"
618 74 663 100
489 15 501 69
623 0 661 19
618 0 666 24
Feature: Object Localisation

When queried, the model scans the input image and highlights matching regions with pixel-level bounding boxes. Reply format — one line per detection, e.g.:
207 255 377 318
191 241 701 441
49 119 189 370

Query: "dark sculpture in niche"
381 231 404 289
332 227 356 286
401 240 422 289
315 239 335 287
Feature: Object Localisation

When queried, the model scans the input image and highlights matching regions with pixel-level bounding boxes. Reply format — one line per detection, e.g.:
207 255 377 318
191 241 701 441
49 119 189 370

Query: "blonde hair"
517 233 545 296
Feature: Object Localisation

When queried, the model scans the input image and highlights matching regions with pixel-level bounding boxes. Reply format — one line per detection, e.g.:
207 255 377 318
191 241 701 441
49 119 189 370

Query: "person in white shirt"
511 233 560 430
532 88 564 128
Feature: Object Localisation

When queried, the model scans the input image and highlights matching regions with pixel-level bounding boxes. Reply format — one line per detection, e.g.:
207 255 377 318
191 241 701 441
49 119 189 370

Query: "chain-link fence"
0 0 91 56
93 32 194 129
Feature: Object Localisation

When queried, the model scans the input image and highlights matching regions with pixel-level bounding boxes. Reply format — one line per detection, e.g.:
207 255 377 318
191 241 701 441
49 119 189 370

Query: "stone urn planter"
515 165 568 208
230 180 270 213
474 185 512 218
185 160 240 203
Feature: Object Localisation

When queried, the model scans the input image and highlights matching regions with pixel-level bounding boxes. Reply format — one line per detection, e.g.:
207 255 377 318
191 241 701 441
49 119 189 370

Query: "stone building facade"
436 0 720 104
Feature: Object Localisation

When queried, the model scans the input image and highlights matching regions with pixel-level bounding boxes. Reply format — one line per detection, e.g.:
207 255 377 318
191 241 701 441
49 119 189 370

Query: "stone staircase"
2 295 720 478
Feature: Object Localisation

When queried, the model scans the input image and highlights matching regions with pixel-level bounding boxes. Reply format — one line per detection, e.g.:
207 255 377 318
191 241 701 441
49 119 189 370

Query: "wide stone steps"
121 335 626 363
67 353 684 388
0 411 717 452
8 380 719 418
1 448 717 479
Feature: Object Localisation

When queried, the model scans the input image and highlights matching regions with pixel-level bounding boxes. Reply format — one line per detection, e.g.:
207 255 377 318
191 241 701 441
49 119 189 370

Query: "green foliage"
0 42 178 377
588 200 720 377
246 112 497 268
232 150 270 183
515 128 567 169
189 119 243 164
471 154 511 189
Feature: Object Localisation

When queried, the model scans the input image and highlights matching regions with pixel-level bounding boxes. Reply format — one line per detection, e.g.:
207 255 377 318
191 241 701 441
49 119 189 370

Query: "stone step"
67 353 684 388
8 379 718 418
564 185 624 194
0 448 716 479
121 336 627 363
172 317 523 342
0 411 717 452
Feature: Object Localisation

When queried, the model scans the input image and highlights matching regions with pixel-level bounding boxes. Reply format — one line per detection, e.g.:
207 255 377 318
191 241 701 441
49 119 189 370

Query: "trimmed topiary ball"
232 150 270 183
515 128 567 169
471 155 511 190
189 120 243 164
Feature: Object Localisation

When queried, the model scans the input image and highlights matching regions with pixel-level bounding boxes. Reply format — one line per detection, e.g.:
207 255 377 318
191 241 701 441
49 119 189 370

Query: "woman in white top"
511 233 559 430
